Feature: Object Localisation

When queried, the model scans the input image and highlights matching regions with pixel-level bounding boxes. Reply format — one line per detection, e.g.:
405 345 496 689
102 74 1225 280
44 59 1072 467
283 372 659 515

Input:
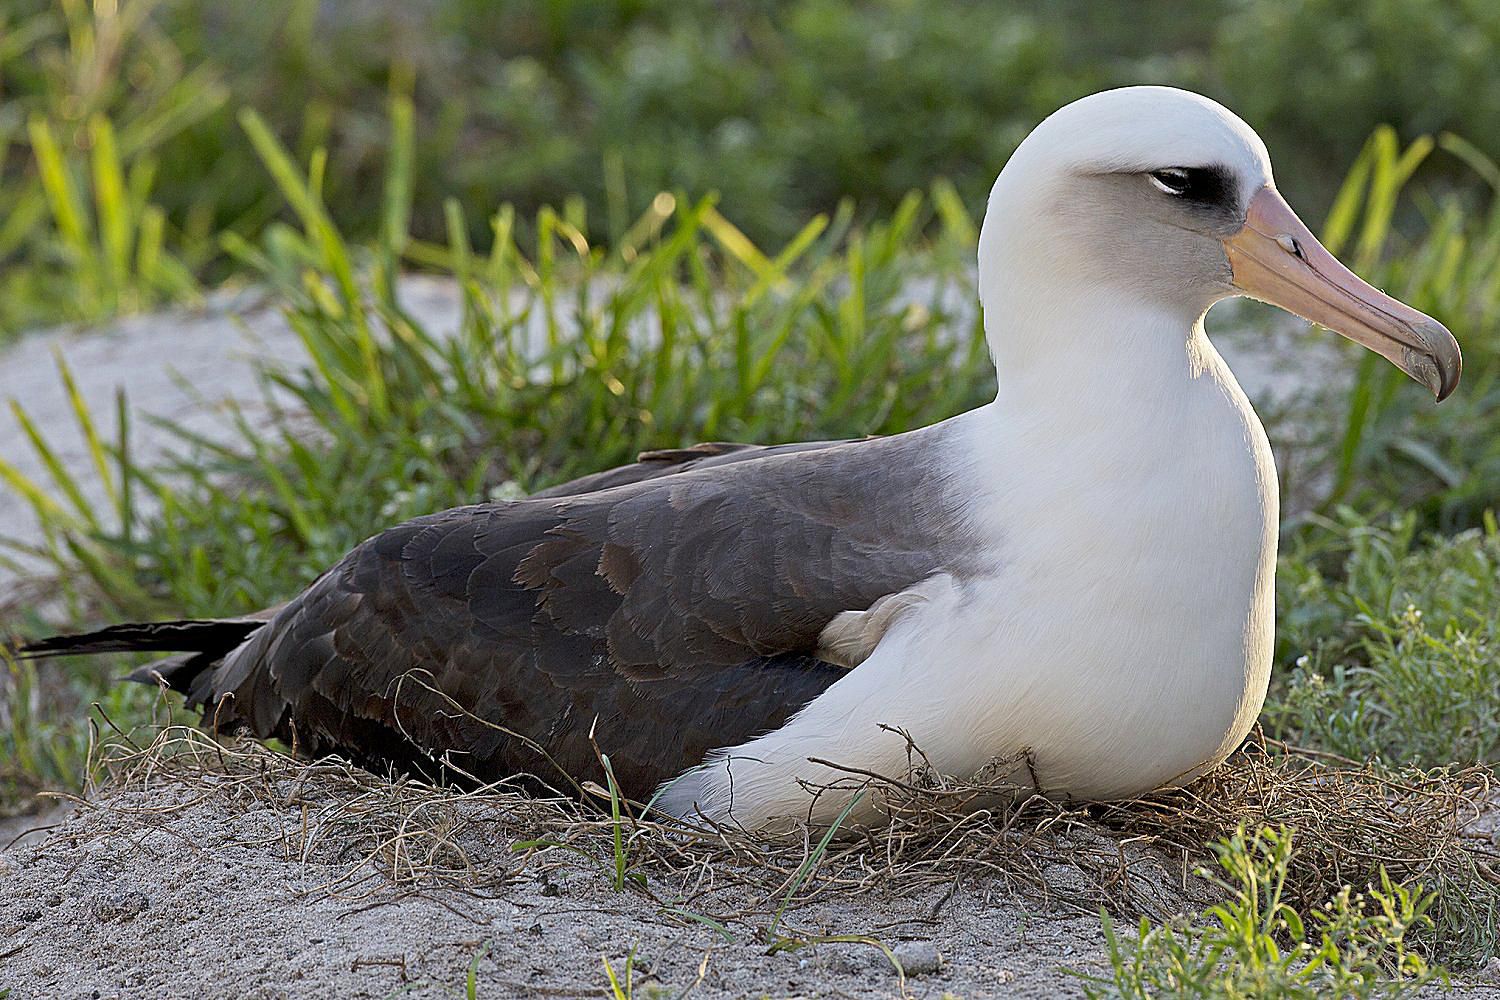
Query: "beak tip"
1419 319 1462 403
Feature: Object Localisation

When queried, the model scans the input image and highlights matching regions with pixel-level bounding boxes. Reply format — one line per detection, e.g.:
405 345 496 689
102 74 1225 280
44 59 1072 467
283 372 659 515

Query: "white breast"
950 328 1278 796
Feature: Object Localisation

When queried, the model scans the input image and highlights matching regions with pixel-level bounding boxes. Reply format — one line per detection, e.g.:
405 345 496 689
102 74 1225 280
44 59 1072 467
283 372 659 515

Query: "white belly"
655 338 1279 829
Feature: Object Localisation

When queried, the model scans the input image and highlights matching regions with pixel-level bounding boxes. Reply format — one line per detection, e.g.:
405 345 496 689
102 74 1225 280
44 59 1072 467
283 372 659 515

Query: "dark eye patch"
1148 166 1235 207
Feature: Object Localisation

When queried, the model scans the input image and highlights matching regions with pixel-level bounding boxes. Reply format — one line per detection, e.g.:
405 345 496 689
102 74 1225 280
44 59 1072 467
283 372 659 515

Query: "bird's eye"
1149 168 1193 196
1146 166 1234 208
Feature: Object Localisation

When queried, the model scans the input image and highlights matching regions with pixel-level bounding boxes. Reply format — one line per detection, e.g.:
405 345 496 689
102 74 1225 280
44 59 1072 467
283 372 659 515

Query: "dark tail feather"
20 617 272 704
19 618 267 660
124 651 226 702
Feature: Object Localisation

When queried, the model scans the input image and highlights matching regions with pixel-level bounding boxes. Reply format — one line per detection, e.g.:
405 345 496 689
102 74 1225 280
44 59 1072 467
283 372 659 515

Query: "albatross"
23 87 1460 830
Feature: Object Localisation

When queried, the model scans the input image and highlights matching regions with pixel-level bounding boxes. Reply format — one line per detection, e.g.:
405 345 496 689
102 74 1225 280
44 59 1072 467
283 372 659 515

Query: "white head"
978 86 1459 400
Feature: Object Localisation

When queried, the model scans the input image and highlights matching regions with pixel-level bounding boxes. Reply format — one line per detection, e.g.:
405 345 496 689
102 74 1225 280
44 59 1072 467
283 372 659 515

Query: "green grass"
1072 826 1445 999
464 942 490 1000
0 0 225 336
1312 128 1500 534
2 625 160 813
601 946 647 1000
1270 511 1500 765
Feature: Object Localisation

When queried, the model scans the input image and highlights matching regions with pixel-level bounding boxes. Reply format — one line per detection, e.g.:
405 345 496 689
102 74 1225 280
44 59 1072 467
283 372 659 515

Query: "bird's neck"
983 283 1221 430
960 281 1278 585
959 271 1278 537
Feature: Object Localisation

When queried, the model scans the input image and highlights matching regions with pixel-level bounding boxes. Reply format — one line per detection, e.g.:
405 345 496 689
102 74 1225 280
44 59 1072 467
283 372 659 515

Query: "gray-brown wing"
204 426 968 796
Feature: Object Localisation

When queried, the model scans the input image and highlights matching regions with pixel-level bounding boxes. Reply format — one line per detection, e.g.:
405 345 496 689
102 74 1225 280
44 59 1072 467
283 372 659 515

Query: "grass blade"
89 115 131 303
27 115 92 257
54 351 119 511
7 399 98 531
769 791 865 937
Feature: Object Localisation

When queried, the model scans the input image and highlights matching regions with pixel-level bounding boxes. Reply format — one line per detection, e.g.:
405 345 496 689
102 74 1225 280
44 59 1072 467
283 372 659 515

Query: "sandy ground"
1 766 1495 1000
0 285 1381 998
0 784 1116 999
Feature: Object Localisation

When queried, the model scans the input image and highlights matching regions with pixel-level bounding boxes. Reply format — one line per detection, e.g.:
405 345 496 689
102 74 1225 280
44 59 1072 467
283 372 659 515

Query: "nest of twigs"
65 717 1500 967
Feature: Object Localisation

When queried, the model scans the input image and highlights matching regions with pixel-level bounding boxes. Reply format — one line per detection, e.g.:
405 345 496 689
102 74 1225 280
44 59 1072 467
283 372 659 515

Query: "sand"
0 781 1114 999
2 749 1495 999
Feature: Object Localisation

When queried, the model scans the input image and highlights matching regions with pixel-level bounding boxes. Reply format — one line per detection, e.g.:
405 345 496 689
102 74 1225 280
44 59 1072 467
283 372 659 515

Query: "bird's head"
978 86 1460 401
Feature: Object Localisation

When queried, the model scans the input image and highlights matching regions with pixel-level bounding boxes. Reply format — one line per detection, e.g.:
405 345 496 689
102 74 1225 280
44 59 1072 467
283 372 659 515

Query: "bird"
21 87 1460 832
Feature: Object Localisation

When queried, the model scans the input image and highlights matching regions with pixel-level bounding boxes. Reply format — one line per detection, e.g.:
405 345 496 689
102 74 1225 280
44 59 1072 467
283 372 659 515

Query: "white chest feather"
951 330 1279 794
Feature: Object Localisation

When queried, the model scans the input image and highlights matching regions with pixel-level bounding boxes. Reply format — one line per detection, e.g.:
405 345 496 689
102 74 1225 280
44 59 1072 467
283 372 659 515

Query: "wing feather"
201 427 971 795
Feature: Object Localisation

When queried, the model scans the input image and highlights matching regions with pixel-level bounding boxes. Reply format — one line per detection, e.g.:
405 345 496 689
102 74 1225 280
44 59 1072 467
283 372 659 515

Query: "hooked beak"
1224 187 1461 401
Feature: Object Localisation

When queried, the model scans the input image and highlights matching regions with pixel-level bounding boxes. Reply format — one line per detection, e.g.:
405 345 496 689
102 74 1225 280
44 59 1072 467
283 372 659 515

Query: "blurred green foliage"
1308 128 1500 535
0 0 227 333
5 0 1500 336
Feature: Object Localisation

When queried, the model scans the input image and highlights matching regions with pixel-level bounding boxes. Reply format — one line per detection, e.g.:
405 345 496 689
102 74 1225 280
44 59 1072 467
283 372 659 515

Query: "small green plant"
1270 510 1500 765
601 946 675 1000
463 941 489 1000
596 752 647 892
1071 826 1444 999
601 946 637 1000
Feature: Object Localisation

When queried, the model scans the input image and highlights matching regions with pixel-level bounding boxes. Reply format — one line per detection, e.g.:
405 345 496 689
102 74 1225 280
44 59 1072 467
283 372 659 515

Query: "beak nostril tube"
1276 234 1301 258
